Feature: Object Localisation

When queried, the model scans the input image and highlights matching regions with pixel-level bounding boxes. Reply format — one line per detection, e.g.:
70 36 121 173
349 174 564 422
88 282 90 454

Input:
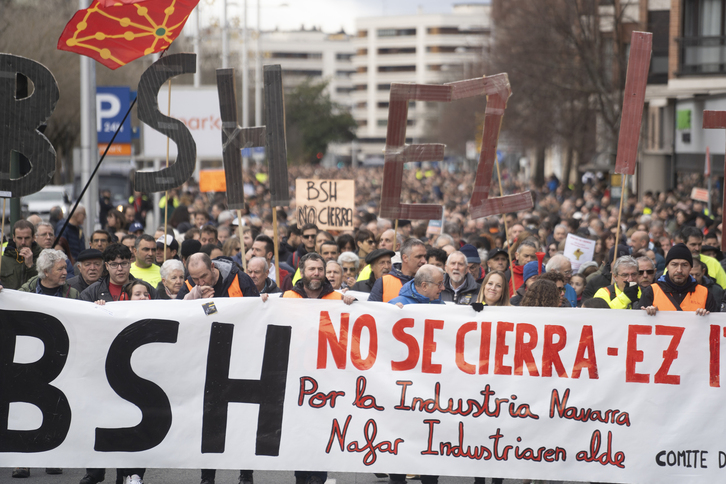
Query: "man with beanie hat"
510 260 544 306
637 243 718 315
460 243 484 283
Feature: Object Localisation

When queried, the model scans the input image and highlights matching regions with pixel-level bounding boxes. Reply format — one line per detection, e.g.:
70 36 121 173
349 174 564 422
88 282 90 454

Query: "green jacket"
0 241 42 290
19 275 80 299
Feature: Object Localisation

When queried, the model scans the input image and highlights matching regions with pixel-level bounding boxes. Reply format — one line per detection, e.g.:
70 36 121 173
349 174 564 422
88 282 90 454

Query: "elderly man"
638 243 719 315
81 244 158 302
629 230 650 253
67 249 104 293
546 254 577 307
378 228 400 252
487 248 509 273
1 220 42 289
35 221 56 249
369 238 427 302
636 256 657 288
593 255 641 309
178 253 258 299
389 264 445 306
248 256 281 294
130 234 162 287
441 251 480 305
19 249 79 298
351 249 393 293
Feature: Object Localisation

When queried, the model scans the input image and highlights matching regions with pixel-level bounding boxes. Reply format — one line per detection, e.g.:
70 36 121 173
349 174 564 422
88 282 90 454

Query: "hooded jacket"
388 279 445 306
368 264 413 302
176 257 259 299
0 241 42 290
440 272 480 305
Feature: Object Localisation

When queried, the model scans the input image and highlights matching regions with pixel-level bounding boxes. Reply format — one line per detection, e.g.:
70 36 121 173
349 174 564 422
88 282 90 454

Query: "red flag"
705 146 711 176
58 0 199 70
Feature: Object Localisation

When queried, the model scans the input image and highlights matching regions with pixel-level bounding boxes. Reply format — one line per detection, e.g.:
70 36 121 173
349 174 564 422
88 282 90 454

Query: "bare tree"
491 0 639 190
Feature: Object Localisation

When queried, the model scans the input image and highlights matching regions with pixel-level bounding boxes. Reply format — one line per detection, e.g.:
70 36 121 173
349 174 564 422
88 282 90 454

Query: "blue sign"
240 146 266 160
97 86 132 143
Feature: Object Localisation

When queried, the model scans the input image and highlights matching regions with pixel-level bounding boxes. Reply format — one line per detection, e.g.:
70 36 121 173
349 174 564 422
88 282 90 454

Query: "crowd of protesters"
0 163 723 484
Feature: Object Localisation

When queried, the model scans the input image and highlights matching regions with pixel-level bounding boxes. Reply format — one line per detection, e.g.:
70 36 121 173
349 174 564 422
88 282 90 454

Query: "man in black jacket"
80 244 158 302
67 249 104 293
440 251 480 304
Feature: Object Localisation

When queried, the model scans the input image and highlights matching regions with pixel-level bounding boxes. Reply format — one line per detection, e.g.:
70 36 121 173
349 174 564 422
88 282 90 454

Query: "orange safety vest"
381 275 404 303
282 290 343 300
185 274 244 298
651 283 708 311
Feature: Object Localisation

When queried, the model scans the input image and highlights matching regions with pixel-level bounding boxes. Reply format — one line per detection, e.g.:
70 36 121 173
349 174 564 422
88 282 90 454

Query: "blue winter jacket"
388 279 445 306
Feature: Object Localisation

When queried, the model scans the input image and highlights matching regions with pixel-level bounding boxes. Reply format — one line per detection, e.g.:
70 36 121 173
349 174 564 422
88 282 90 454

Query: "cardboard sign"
691 187 710 203
199 170 227 193
4 291 726 484
563 233 596 271
296 179 354 230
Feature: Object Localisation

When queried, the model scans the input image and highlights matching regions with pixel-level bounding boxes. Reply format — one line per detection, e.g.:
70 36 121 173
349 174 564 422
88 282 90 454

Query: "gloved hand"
622 283 639 302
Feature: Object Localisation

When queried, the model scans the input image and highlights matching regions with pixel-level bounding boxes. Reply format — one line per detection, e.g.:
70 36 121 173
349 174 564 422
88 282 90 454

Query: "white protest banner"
563 233 597 271
296 179 354 231
2 290 726 484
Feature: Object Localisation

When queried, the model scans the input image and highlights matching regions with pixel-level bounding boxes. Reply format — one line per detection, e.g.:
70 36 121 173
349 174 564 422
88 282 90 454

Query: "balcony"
677 36 726 76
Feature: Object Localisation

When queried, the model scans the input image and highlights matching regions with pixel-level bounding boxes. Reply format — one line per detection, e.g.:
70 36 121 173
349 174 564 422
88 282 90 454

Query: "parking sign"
97 86 132 143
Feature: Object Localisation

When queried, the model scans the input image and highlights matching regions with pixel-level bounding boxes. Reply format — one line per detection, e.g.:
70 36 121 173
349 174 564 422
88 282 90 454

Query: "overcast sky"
198 0 488 34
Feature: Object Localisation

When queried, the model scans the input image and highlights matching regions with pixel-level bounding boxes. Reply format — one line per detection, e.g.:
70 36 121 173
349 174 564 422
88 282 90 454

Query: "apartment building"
351 4 491 160
643 0 726 194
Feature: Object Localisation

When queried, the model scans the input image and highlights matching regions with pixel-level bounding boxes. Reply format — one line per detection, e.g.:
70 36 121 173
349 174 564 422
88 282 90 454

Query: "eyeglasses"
302 234 316 239
426 280 445 288
638 269 655 275
343 267 357 273
107 261 130 269
366 239 376 245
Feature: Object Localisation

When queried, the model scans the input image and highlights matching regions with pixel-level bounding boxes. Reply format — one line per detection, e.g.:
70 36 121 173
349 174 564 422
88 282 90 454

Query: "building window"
378 47 416 55
377 102 389 108
378 65 416 72
355 84 367 91
357 30 368 38
377 83 391 91
377 119 388 127
357 119 368 127
426 46 460 53
357 48 368 56
427 27 460 35
270 52 322 59
427 64 442 71
282 69 323 76
337 87 354 94
377 28 416 37
336 70 356 77
357 66 368 73
356 102 367 109
680 0 726 74
336 53 354 61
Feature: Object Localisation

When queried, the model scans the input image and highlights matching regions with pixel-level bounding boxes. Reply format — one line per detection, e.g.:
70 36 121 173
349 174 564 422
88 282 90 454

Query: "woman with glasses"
355 229 377 260
222 236 242 258
338 251 360 287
